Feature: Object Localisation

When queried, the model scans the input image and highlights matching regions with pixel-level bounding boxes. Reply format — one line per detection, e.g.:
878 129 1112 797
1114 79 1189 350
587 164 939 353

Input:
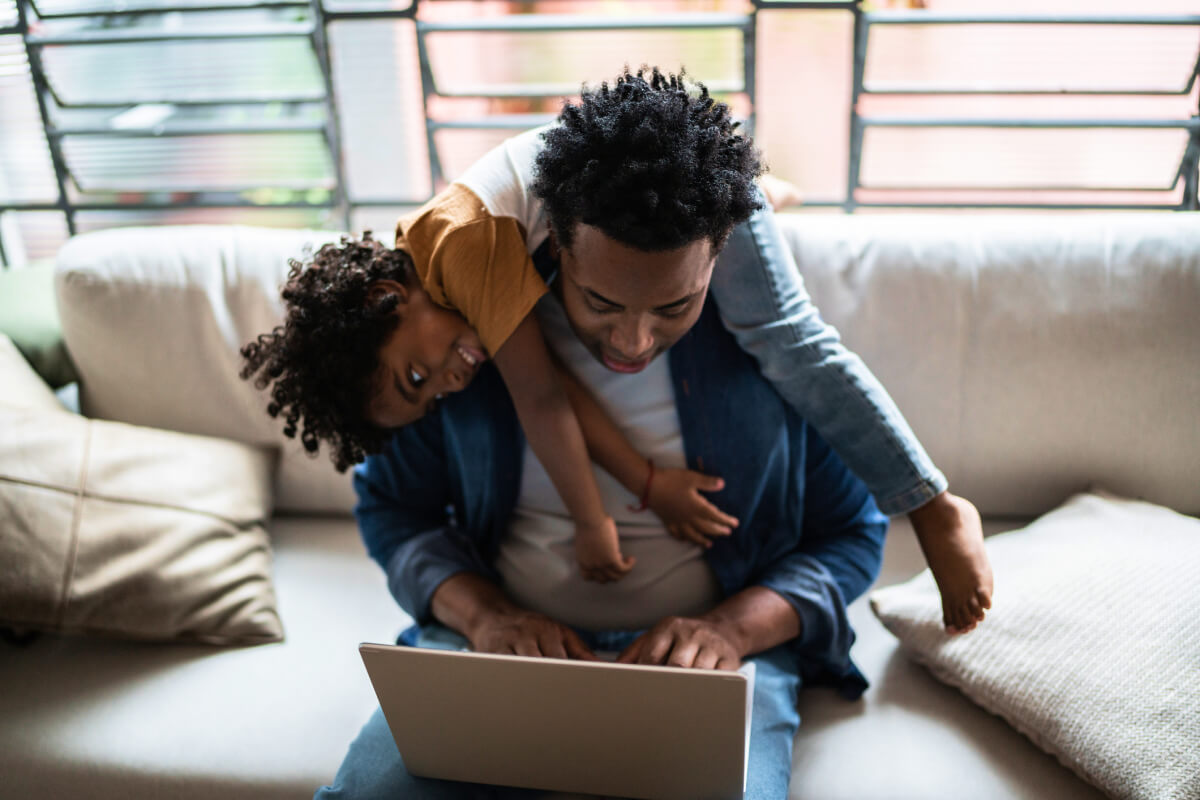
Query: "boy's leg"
710 200 945 515
711 202 992 632
742 645 804 800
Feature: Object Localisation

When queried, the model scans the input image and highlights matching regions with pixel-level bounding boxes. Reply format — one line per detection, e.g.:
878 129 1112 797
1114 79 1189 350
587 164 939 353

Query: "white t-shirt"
494 295 722 631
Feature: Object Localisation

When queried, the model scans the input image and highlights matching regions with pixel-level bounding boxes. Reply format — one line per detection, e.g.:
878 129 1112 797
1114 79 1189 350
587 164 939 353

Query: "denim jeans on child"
709 201 946 515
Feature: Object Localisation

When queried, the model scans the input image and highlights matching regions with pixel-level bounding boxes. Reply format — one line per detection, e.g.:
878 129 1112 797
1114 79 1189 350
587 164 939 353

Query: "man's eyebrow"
653 292 699 311
584 288 623 308
584 287 698 311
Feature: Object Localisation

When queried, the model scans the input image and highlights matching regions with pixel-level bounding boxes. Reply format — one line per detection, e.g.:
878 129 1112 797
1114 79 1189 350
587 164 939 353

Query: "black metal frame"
841 10 1200 211
2 0 1198 267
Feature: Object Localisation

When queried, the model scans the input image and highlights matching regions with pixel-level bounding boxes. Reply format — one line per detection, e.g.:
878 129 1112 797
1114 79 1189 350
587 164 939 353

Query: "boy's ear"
366 279 409 307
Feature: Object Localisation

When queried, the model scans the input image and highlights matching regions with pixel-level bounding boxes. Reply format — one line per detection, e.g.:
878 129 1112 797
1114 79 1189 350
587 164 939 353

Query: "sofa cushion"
0 346 282 643
54 225 354 514
869 492 1200 800
775 212 1200 517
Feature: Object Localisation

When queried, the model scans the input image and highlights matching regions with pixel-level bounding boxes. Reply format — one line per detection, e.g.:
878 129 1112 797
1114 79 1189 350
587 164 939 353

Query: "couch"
2 211 1196 799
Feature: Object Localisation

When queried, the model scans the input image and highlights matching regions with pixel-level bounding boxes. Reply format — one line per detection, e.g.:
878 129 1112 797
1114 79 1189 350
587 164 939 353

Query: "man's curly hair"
532 66 764 254
240 232 415 473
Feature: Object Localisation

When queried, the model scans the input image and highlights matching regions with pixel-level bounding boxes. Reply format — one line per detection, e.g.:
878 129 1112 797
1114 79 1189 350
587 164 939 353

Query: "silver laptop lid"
359 643 754 800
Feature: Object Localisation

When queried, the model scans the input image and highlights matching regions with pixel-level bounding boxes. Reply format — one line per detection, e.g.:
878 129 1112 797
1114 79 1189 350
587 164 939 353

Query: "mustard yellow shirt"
396 182 549 358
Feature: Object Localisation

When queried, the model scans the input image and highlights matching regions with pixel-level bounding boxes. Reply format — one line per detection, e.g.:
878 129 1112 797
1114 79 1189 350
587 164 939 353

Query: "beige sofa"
2 212 1196 799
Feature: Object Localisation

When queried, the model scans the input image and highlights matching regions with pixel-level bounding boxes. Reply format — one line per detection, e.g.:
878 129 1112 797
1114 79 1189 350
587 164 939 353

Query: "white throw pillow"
869 492 1200 800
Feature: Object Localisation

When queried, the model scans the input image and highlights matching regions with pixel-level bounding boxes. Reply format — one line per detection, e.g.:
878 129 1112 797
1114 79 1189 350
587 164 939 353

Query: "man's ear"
366 279 409 307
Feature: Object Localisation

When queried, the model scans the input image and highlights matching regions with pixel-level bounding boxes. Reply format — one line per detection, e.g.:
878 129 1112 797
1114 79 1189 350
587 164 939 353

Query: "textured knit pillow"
870 492 1200 800
1 343 282 645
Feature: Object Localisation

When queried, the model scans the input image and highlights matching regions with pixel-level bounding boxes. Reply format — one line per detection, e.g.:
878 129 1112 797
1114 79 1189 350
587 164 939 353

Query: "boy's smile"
366 279 487 428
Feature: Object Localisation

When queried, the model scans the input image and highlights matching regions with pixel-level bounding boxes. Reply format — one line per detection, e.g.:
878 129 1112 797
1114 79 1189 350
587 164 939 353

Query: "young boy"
241 233 737 583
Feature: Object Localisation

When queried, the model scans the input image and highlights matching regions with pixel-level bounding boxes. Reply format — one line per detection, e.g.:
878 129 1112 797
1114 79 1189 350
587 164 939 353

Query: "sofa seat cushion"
0 516 410 800
0 515 1107 800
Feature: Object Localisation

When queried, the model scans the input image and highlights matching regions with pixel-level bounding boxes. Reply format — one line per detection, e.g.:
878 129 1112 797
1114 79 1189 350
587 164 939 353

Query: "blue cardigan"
353 295 887 698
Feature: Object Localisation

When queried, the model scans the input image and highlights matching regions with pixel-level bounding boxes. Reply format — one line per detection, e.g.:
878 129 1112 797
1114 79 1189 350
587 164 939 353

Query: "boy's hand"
575 516 635 583
649 469 739 549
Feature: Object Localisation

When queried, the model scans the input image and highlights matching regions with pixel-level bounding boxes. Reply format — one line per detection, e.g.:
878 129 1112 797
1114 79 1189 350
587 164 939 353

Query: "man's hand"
432 572 599 661
470 606 600 662
616 616 742 671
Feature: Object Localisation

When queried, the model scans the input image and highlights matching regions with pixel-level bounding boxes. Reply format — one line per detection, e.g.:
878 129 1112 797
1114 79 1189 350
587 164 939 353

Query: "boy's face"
366 280 488 428
555 223 716 374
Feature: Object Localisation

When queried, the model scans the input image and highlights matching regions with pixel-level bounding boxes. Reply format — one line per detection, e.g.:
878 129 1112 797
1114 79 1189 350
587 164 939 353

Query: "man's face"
556 223 716 374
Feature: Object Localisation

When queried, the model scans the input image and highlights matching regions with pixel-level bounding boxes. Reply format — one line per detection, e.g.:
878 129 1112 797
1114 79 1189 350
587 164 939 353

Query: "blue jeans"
709 202 946 515
315 626 803 800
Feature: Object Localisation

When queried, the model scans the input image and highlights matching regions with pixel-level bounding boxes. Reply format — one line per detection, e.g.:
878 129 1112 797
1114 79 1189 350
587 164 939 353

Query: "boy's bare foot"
908 492 993 634
760 174 805 211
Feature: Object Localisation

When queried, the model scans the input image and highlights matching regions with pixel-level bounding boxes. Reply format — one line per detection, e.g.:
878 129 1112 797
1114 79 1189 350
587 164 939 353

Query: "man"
314 69 895 799
318 255 887 800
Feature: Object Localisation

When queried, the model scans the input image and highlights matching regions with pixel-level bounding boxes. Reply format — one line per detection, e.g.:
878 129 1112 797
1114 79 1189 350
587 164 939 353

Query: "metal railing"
1 0 1198 266
843 11 1200 211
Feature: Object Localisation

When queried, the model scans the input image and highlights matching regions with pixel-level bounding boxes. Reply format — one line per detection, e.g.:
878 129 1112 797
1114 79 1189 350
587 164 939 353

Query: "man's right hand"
470 607 600 661
432 572 599 662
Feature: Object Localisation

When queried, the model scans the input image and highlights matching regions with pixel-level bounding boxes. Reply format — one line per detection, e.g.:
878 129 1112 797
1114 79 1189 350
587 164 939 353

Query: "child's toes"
943 604 962 634
976 586 993 610
968 595 985 623
945 600 978 635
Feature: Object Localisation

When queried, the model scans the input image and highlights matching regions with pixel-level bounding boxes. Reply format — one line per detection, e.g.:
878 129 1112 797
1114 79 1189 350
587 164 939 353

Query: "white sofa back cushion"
55 215 1200 518
56 225 354 514
776 212 1200 516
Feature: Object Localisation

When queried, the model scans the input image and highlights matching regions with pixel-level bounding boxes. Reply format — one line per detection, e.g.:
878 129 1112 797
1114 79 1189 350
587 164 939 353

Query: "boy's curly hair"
532 66 764 254
240 232 415 473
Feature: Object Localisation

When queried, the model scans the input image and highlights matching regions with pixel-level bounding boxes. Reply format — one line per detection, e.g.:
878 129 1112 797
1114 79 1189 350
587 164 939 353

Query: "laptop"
359 642 756 800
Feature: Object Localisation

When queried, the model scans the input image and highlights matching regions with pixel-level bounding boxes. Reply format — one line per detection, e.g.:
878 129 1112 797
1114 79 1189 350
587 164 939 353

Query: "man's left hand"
616 616 741 671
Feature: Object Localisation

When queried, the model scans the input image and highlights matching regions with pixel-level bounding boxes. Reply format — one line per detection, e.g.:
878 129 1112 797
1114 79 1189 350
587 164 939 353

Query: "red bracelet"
628 458 655 512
